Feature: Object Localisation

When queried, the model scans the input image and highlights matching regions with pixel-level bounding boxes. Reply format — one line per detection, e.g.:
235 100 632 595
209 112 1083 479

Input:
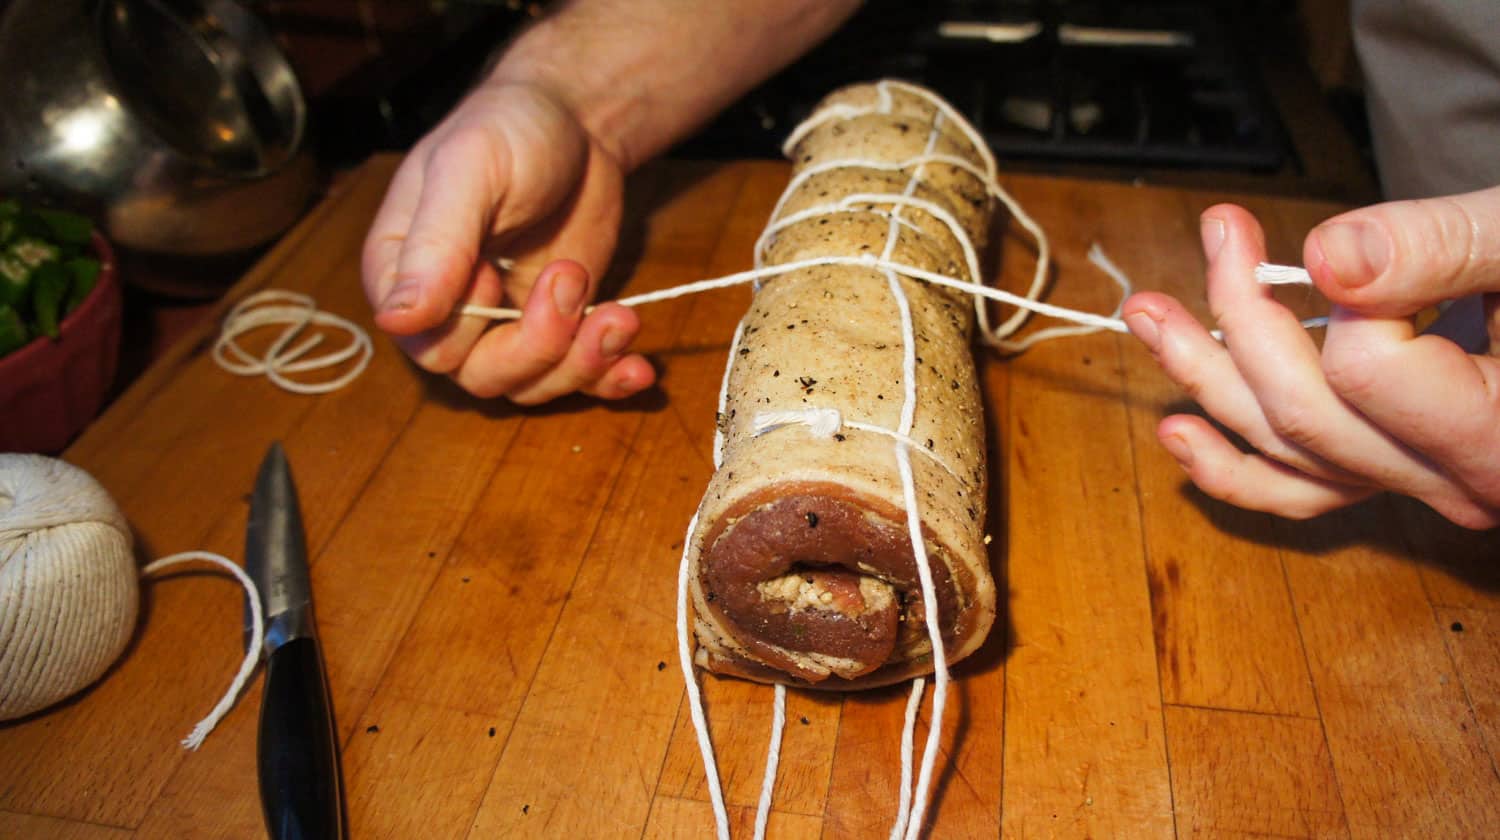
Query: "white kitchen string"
1208 264 1326 339
750 150 1051 344
463 254 1325 342
213 290 374 394
667 83 963 840
751 410 964 483
518 80 1332 839
879 112 951 840
893 676 927 840
672 510 732 840
140 551 265 749
463 252 1118 333
753 682 787 840
1256 263 1314 285
783 78 1053 349
0 454 264 749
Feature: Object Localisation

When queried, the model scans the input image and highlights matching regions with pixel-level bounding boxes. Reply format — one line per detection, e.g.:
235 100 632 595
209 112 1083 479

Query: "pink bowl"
0 232 122 453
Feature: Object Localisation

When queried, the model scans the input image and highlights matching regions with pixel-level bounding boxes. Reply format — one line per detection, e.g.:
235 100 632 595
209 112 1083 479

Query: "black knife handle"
257 637 344 840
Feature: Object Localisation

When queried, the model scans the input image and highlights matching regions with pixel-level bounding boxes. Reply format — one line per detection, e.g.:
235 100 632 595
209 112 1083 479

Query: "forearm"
488 0 863 171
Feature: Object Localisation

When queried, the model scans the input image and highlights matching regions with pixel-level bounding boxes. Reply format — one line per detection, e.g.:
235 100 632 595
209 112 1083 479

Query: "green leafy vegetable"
0 201 101 358
34 208 94 246
30 261 69 339
0 304 27 355
0 253 29 308
64 257 101 315
9 236 60 268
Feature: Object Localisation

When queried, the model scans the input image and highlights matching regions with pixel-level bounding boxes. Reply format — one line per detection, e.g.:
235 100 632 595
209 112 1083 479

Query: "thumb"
1304 184 1500 317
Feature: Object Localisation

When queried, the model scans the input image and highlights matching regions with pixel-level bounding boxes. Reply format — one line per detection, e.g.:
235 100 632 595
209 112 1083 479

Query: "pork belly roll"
687 82 997 689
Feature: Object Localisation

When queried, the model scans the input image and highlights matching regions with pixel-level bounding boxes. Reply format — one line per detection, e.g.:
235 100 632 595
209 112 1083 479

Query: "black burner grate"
672 1 1290 173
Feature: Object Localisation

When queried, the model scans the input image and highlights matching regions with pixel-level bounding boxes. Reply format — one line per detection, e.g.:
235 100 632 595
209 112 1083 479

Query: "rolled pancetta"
687 81 997 689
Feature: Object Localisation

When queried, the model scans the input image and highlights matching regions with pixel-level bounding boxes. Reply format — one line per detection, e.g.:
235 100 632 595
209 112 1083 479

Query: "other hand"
1122 187 1500 529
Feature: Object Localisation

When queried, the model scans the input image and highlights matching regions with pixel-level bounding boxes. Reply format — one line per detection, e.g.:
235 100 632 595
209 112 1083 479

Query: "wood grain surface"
3 155 1498 839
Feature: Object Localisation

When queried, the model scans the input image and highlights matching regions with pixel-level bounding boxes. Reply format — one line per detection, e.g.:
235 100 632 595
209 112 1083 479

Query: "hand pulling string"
140 551 264 749
462 253 1327 348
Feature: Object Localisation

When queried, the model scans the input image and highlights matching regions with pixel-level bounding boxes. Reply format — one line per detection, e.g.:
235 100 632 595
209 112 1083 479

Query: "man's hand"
363 2 1500 515
1122 186 1500 529
359 1 862 405
361 81 653 404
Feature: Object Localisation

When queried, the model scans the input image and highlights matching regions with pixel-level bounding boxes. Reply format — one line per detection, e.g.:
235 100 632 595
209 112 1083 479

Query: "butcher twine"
212 289 374 394
2 292 361 736
462 79 1326 839
0 454 263 749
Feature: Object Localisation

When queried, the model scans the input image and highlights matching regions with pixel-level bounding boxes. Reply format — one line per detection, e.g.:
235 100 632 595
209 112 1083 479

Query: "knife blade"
245 442 344 840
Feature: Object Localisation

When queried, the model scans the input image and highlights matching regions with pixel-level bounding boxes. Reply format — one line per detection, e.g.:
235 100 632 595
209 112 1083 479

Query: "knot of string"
751 408 844 438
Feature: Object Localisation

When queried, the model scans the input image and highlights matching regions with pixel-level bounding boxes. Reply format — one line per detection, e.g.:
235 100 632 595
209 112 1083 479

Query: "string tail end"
1254 262 1314 286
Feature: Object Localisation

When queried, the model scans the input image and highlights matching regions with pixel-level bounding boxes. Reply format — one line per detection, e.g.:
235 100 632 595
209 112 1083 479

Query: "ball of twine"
0 453 138 721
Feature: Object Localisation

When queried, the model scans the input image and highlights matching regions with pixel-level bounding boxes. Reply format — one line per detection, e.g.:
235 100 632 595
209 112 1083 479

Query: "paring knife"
246 442 344 839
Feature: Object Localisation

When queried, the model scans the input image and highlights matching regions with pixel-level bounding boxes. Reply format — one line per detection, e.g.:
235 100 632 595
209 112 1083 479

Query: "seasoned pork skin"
687 82 997 689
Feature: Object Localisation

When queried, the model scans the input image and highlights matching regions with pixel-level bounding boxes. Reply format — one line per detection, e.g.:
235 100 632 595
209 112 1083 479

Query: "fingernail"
381 281 421 312
600 326 629 357
552 270 586 316
615 372 640 395
1125 311 1161 352
1201 217 1226 262
1311 221 1389 288
1161 434 1193 467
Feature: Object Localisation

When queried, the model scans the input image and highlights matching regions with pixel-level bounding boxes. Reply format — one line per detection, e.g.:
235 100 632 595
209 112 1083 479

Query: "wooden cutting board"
3 155 1498 838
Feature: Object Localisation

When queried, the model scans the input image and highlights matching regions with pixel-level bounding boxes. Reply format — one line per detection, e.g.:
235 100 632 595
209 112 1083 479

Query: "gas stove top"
307 1 1295 178
672 0 1290 173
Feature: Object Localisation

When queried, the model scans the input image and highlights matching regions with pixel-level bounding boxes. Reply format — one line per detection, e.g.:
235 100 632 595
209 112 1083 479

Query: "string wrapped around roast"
686 81 997 689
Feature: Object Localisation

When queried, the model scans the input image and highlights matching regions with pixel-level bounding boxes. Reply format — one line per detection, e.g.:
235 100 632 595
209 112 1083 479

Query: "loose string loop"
213 290 374 394
996 243 1134 353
